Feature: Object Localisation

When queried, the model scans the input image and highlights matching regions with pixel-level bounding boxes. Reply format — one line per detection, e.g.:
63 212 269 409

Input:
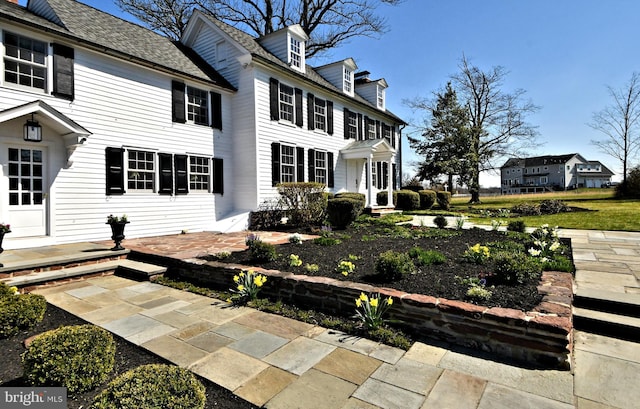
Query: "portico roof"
340 139 395 161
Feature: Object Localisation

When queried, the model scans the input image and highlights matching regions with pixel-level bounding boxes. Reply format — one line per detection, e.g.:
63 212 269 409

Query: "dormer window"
289 37 302 69
344 68 353 93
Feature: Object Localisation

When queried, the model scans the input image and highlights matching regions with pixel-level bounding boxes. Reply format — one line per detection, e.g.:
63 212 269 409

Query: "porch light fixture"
24 114 42 142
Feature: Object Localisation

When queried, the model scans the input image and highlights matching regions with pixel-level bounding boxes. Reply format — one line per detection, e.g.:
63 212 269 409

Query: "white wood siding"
316 65 344 92
0 36 228 244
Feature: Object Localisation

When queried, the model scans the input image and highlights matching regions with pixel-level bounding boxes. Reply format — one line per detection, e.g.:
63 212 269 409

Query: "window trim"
127 149 156 192
3 31 48 92
186 85 209 126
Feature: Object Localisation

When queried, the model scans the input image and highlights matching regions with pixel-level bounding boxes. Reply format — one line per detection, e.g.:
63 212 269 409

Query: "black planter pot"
0 230 9 267
107 222 129 250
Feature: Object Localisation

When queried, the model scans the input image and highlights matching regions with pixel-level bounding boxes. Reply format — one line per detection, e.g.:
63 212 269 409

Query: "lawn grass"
446 189 640 231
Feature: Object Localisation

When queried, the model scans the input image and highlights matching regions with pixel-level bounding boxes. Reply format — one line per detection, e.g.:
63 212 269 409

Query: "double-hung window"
314 98 326 131
190 156 210 191
344 68 352 93
279 83 295 123
314 150 326 184
347 111 358 139
187 86 208 125
3 32 47 91
290 37 301 69
280 145 296 183
377 87 385 109
127 150 155 191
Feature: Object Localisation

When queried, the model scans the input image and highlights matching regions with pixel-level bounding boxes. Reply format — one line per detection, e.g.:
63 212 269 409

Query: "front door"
6 146 47 237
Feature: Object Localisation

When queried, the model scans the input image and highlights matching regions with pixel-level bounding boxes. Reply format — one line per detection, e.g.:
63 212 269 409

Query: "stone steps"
1 258 167 289
573 288 640 342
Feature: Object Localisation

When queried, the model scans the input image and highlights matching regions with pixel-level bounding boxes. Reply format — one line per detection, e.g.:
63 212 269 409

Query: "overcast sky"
22 0 640 186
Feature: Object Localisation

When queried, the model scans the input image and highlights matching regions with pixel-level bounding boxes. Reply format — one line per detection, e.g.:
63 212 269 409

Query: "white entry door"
7 146 47 237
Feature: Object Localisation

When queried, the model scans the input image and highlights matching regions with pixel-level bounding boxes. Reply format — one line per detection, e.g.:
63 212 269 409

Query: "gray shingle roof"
0 0 234 90
201 14 405 124
502 154 578 168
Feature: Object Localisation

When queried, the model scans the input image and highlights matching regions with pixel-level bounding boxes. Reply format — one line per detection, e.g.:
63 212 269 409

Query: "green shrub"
334 192 366 206
375 250 416 281
22 325 115 393
395 190 420 210
418 190 437 209
248 240 277 262
492 252 542 284
616 166 640 198
327 198 363 229
408 247 446 265
0 285 46 338
433 215 448 229
376 191 398 206
277 182 327 226
90 364 205 409
507 220 526 233
313 236 342 246
436 191 451 210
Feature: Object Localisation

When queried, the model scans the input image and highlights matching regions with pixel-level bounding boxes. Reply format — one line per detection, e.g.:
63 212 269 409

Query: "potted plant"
106 214 129 250
0 222 10 267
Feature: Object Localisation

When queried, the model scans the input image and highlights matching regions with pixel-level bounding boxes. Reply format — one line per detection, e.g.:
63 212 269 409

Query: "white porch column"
387 159 394 207
367 155 374 207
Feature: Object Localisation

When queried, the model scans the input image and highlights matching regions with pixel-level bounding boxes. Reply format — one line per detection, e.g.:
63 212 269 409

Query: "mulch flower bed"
219 223 553 312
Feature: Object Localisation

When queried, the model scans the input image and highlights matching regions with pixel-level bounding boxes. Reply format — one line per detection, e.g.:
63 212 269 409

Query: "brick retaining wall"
149 255 573 369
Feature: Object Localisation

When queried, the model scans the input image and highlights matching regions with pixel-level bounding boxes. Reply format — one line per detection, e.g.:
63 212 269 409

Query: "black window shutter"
376 120 381 139
357 113 363 140
343 108 350 139
271 142 281 186
212 158 224 194
158 153 174 194
296 147 305 181
211 91 222 130
382 162 388 189
327 152 334 188
327 100 334 135
391 126 396 148
307 93 315 130
392 163 397 190
269 78 279 120
172 81 186 123
376 162 382 189
52 44 74 100
174 155 188 194
364 116 370 139
308 149 316 182
105 147 125 195
295 88 303 127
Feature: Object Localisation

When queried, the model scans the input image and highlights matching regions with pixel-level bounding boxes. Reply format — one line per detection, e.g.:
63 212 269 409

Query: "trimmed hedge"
327 198 364 229
395 190 420 210
418 190 436 209
0 283 46 338
334 192 366 206
22 325 115 393
90 364 205 409
436 191 451 210
376 191 398 206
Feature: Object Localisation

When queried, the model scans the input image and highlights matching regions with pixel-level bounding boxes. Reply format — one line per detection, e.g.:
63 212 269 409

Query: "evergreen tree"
408 82 472 191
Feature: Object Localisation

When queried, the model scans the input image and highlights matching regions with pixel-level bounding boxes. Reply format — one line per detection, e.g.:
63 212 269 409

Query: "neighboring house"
500 153 613 194
0 0 404 249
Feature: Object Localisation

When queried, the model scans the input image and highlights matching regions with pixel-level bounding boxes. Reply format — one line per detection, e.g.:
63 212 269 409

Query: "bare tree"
589 72 640 185
451 56 539 203
116 0 403 58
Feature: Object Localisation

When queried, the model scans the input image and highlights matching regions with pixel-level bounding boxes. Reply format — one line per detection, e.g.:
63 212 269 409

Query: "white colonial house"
0 0 404 249
500 153 614 194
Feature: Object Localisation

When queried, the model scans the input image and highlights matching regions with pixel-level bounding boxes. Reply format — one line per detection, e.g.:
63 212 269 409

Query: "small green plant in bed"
408 247 446 265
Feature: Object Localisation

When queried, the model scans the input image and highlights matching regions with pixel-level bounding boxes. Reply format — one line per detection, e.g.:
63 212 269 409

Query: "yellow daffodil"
237 285 245 292
355 299 362 308
370 298 379 307
342 271 348 276
359 293 368 302
387 297 393 305
233 275 240 283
